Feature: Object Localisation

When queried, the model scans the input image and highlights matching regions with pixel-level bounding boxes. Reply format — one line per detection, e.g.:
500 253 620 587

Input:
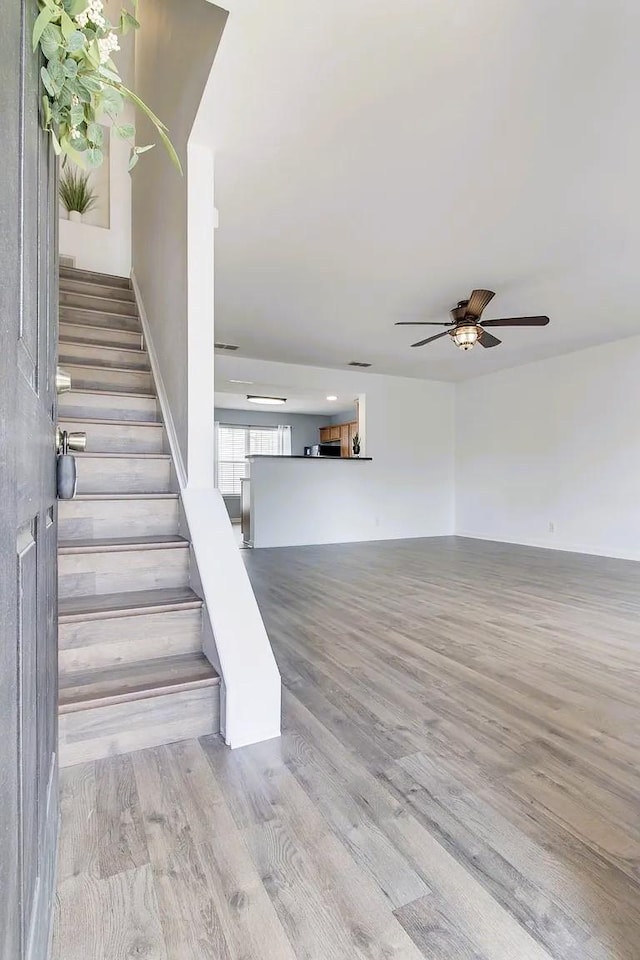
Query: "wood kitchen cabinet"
319 420 359 456
339 423 351 457
319 425 341 442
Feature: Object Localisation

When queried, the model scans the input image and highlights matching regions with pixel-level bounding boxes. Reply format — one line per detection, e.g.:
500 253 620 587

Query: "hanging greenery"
33 0 182 173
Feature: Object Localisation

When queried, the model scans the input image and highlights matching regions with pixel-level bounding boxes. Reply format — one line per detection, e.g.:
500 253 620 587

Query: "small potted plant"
59 166 98 222
352 432 361 457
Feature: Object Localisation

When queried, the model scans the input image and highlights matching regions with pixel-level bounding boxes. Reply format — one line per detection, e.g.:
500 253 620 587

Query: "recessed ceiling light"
229 379 253 384
247 395 286 405
326 395 338 401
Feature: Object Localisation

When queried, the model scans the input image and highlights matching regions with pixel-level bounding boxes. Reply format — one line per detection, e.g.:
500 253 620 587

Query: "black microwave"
304 444 342 457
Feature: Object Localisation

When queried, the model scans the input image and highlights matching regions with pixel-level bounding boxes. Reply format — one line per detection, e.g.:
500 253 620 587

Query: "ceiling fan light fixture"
451 324 480 350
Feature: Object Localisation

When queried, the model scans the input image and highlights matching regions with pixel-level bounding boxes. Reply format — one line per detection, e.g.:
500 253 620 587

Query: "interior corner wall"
131 0 227 469
455 335 640 561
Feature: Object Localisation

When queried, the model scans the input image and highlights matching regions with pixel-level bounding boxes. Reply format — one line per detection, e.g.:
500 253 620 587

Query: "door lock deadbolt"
56 366 72 394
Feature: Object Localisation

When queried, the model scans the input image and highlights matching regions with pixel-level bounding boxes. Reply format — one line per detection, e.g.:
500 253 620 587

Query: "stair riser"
59 685 219 766
59 497 178 539
60 266 131 289
60 292 140 316
63 364 152 394
76 457 172 495
58 419 165 455
60 323 142 350
60 307 140 332
58 545 190 598
59 279 136 302
59 607 202 672
58 390 160 422
59 342 149 371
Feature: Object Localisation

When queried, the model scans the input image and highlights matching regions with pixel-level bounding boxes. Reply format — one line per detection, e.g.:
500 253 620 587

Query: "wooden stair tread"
75 451 171 460
61 304 139 322
59 652 218 713
58 323 143 342
59 340 147 356
66 385 154 397
59 279 136 299
58 534 188 554
61 387 156 399
59 266 131 288
61 360 148 375
71 492 178 501
58 416 162 427
60 292 138 308
59 586 202 622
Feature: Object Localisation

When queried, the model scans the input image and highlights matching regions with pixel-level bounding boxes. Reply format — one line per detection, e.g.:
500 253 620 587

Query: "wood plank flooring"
53 536 640 959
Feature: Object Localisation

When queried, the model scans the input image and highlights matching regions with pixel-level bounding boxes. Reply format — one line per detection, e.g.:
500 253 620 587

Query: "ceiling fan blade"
411 331 451 348
466 289 495 318
394 321 450 327
481 315 550 328
478 329 502 348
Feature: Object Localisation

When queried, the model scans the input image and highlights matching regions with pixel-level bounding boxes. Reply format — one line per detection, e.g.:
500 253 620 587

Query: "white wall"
249 458 376 547
455 335 640 561
59 118 132 277
217 355 455 545
132 0 227 471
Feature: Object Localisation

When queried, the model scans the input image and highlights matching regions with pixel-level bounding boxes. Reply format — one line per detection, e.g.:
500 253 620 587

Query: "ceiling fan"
395 289 550 351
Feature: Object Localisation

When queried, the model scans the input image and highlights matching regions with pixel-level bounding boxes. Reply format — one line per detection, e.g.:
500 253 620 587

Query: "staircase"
57 266 220 767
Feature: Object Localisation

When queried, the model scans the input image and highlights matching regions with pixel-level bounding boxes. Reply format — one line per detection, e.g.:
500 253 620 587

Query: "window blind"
216 424 291 495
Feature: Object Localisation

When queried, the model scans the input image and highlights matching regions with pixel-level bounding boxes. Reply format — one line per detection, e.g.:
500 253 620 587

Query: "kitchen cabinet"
319 420 359 456
319 425 341 443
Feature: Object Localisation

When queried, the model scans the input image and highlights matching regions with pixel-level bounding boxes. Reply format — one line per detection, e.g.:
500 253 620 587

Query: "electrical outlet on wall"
548 521 555 534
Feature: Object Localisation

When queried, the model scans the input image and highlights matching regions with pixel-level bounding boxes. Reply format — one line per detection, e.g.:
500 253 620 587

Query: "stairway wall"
131 0 228 468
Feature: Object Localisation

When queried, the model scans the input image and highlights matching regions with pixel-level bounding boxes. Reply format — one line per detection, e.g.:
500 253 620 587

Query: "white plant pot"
68 210 82 223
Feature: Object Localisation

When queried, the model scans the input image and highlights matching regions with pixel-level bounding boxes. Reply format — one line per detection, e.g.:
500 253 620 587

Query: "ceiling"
215 376 357 415
210 0 640 381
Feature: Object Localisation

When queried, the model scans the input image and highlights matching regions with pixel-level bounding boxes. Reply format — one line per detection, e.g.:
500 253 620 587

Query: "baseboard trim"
455 531 640 563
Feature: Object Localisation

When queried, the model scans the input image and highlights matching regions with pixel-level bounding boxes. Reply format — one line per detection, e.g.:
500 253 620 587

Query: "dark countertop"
247 455 372 461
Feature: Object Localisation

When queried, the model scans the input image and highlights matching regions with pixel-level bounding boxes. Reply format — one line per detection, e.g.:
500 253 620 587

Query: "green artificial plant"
33 0 181 173
352 433 361 456
59 165 97 213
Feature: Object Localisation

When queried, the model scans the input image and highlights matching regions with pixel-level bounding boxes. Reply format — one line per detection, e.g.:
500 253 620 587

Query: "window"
216 424 292 495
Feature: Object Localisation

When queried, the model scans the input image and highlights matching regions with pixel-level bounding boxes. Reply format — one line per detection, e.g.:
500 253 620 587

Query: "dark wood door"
0 3 59 959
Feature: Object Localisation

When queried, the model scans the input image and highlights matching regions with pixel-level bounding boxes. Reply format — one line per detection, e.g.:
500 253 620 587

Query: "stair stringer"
131 271 282 748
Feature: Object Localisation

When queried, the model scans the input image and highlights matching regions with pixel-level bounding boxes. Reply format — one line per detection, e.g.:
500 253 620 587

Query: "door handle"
56 428 87 454
56 366 72 394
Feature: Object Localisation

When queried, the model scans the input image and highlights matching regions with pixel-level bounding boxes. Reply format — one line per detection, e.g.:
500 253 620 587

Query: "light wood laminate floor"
53 537 640 959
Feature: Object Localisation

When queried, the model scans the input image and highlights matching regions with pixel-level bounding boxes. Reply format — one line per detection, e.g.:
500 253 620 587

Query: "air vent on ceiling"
214 342 239 351
348 360 372 368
